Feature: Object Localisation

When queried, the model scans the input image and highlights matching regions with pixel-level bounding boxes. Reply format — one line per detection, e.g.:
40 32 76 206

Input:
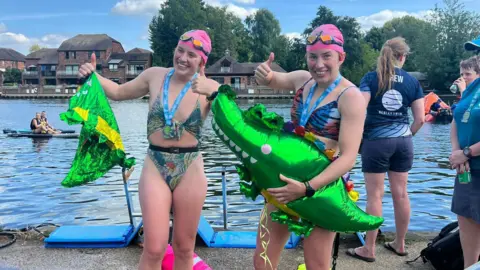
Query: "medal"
461 111 470 123
297 74 342 132
162 69 198 139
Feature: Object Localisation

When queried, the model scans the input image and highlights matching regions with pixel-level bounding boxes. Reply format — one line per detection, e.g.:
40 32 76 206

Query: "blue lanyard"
163 69 198 126
461 85 480 123
300 74 342 127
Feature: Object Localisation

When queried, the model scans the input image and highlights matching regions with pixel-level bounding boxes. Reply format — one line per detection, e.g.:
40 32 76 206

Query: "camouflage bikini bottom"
147 144 199 191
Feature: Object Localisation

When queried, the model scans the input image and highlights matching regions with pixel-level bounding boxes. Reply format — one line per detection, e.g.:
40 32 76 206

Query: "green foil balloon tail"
236 164 251 182
239 181 260 200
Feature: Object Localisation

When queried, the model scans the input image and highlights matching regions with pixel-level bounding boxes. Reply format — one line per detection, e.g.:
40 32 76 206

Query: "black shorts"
361 136 414 173
451 170 480 223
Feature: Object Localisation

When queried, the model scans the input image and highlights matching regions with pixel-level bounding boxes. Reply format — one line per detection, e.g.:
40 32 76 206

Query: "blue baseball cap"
465 35 480 51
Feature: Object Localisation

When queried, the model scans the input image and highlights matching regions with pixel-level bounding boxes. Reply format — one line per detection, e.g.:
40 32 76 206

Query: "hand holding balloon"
267 175 307 204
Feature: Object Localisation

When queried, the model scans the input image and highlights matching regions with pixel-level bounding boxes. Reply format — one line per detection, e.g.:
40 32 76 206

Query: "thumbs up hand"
78 53 97 79
192 65 218 96
255 52 275 86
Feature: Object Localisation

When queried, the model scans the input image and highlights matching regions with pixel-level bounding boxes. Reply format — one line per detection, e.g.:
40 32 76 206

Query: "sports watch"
304 181 315 197
463 146 473 159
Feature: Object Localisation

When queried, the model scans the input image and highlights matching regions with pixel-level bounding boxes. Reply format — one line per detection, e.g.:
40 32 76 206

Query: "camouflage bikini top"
147 75 204 141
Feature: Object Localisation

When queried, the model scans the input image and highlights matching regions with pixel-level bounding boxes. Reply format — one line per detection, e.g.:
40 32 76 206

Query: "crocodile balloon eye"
261 144 272 155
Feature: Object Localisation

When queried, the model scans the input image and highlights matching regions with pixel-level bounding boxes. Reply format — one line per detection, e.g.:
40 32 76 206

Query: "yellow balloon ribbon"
259 203 273 270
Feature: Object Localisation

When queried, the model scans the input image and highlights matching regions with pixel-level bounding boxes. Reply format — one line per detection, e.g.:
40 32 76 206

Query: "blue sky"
1 0 479 55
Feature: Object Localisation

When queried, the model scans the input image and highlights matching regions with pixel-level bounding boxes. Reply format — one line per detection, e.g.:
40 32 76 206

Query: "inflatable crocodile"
210 85 384 235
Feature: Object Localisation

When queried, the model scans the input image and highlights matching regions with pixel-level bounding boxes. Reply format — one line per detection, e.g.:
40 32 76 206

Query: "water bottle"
450 83 459 94
458 171 471 184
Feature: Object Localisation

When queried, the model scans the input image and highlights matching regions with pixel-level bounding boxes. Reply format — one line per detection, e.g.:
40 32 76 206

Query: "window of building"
221 60 231 73
65 51 76 59
66 65 79 74
89 51 101 58
231 77 241 90
128 65 144 75
211 77 224 84
109 64 118 71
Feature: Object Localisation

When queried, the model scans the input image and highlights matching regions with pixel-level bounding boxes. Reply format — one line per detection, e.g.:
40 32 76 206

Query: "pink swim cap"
178 29 212 64
306 24 344 54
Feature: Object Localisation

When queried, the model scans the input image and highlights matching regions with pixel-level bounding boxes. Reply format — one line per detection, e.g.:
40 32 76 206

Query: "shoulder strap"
299 78 313 91
336 85 357 102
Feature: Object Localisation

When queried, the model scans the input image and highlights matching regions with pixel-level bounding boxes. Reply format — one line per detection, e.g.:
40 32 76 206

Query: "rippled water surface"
0 98 457 232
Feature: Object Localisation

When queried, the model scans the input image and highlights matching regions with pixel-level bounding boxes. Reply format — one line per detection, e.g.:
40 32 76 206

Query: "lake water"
0 98 457 232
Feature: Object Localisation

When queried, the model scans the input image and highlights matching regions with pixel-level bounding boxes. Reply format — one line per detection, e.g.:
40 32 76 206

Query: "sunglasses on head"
306 31 343 47
179 34 210 56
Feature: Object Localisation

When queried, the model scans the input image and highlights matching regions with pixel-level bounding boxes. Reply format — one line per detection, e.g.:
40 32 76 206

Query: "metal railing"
22 71 39 76
126 70 143 76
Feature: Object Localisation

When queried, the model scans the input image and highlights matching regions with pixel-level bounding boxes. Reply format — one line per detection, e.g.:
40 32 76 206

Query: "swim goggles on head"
306 31 343 47
179 34 210 56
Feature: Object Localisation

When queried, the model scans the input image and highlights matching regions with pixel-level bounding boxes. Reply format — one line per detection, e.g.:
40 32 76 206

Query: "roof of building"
26 48 58 64
0 48 26 62
206 54 286 75
127 48 152 54
109 51 152 65
58 34 122 51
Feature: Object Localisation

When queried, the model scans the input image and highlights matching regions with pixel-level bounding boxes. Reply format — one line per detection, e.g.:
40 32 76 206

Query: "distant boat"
3 128 76 134
6 133 79 139
424 92 453 124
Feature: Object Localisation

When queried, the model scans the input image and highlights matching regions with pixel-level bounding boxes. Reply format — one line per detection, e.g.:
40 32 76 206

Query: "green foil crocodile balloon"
210 85 384 236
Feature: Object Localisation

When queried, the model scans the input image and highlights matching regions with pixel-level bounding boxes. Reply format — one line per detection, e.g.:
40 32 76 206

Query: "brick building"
0 48 26 72
205 50 288 95
20 34 152 87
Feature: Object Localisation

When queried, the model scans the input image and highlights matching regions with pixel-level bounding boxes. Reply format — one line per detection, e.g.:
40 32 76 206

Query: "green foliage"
147 0 479 91
3 68 22 84
246 9 282 62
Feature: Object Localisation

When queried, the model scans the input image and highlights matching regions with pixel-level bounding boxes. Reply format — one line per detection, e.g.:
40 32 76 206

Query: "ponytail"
376 37 410 97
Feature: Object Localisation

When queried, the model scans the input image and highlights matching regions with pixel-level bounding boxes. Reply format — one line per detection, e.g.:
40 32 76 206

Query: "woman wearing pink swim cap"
253 24 369 270
78 29 220 270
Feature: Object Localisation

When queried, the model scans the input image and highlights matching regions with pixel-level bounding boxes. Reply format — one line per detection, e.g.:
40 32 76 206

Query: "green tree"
381 16 435 71
3 68 22 84
245 9 281 62
348 41 379 84
364 27 386 51
303 6 364 84
204 5 249 64
272 35 291 70
421 0 480 91
29 44 45 53
283 38 307 72
148 0 207 67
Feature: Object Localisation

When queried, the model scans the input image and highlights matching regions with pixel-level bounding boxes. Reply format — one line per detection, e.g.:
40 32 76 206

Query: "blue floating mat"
44 222 142 248
196 216 301 249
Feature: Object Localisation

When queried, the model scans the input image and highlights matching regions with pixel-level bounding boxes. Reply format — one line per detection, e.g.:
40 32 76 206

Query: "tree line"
149 0 480 92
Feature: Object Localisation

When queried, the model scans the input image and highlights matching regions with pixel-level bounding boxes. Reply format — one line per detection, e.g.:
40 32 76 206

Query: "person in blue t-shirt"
347 37 425 263
449 55 480 269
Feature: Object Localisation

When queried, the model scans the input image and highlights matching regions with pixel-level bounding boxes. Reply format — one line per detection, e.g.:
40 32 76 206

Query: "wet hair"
376 37 411 96
460 56 480 74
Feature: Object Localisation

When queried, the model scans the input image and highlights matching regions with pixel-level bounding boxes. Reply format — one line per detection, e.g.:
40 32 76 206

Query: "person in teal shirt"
449 54 480 269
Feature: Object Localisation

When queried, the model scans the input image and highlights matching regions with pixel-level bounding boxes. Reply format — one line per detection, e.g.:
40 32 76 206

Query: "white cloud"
0 23 6 33
233 0 255 4
112 0 166 15
224 3 257 19
285 32 302 40
112 0 256 19
0 30 68 55
356 9 433 31
0 12 107 21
